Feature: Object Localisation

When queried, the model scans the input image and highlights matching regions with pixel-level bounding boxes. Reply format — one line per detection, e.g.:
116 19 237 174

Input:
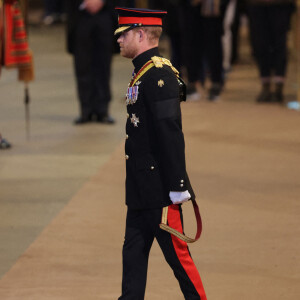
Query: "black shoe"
96 114 115 124
257 90 272 103
273 83 284 104
208 83 222 101
73 115 92 125
0 138 12 149
272 91 284 104
256 83 271 103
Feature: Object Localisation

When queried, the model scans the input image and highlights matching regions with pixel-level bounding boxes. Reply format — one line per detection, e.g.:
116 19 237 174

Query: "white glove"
169 191 191 205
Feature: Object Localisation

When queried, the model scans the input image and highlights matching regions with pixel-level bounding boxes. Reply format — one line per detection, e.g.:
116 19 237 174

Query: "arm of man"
144 67 191 202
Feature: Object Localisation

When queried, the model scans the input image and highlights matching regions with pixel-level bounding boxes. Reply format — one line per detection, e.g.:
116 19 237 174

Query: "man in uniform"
115 7 207 300
66 0 115 125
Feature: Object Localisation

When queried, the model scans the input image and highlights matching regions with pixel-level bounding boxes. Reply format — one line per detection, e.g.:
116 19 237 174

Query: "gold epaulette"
151 56 180 77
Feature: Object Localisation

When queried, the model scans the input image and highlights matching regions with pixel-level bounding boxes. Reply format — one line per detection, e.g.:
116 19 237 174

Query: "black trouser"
247 4 293 78
182 5 224 85
182 4 205 84
202 16 224 85
73 10 113 118
119 205 206 300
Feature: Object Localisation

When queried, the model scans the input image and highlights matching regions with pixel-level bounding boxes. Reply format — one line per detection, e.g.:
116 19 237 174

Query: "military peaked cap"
114 7 167 35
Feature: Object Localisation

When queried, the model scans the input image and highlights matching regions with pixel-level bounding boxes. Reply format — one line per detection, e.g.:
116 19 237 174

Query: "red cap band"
118 16 163 26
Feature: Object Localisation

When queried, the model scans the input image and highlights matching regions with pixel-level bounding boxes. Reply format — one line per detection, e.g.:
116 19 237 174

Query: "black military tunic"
124 47 195 210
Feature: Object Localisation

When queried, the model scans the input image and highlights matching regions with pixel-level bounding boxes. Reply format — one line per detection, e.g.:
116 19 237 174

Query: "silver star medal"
130 114 140 127
126 85 139 105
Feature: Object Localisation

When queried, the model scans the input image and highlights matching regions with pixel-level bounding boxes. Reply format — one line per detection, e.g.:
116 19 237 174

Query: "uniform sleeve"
143 69 188 192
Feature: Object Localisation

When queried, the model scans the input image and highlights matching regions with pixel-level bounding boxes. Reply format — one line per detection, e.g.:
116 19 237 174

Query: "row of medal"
126 85 139 106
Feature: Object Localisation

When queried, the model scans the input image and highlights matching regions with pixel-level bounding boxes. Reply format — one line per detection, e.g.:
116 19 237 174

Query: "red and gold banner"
0 0 34 82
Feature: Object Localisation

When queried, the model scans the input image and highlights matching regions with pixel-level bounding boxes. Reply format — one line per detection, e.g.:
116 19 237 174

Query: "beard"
119 45 137 59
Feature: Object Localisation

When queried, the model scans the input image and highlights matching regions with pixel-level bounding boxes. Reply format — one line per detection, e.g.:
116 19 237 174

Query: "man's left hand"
84 0 105 15
169 191 191 205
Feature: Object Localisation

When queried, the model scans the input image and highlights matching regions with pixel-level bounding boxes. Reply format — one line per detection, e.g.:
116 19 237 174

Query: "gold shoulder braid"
151 56 164 68
151 56 186 102
130 56 180 87
151 56 179 77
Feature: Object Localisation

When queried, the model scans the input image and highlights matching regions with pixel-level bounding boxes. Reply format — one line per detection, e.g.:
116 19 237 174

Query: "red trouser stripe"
168 205 207 300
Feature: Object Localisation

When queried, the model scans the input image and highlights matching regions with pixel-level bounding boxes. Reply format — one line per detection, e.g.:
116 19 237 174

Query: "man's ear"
138 29 145 42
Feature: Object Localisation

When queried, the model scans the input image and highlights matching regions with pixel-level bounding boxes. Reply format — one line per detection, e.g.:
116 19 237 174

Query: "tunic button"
180 180 184 183
127 113 129 118
180 184 184 187
126 134 129 139
150 166 155 170
125 155 129 160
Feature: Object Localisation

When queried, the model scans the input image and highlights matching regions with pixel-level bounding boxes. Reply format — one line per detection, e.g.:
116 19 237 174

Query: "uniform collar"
133 47 160 73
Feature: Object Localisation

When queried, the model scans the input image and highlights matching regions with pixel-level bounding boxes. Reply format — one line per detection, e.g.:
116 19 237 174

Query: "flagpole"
297 0 300 102
22 0 31 140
